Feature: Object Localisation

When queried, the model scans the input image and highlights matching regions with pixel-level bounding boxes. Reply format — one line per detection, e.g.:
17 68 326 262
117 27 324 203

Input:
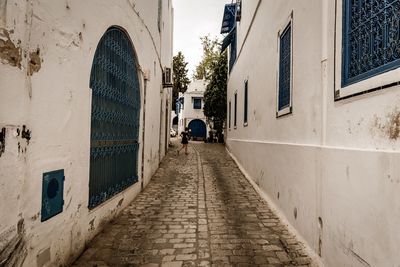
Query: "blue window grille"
278 23 292 112
342 0 400 87
193 97 202 109
88 27 140 209
234 93 237 127
244 80 248 124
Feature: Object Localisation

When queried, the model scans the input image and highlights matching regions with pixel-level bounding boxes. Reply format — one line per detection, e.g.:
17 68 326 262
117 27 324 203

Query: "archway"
188 119 206 141
172 116 178 125
88 27 140 209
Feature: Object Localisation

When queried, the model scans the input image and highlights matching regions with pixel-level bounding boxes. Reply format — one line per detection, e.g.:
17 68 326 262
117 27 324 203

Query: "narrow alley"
73 141 313 267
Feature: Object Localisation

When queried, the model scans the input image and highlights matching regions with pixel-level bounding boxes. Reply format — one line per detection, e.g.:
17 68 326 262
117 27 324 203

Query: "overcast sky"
172 0 231 78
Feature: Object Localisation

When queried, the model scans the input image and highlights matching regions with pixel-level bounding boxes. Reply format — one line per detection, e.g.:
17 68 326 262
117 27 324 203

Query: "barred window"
278 22 292 116
244 80 248 125
234 93 237 127
342 0 400 86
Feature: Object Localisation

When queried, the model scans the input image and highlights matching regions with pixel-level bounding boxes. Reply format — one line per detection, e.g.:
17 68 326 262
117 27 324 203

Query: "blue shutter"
342 0 400 86
221 4 237 34
229 28 237 72
234 93 237 127
278 23 292 111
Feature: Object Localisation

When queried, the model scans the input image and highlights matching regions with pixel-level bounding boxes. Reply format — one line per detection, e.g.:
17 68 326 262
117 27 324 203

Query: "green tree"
203 50 228 141
172 52 190 110
193 35 220 80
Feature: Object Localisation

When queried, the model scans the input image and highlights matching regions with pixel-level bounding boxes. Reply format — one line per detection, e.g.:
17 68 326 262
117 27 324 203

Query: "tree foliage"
203 50 228 138
172 52 190 110
194 35 228 139
193 36 220 80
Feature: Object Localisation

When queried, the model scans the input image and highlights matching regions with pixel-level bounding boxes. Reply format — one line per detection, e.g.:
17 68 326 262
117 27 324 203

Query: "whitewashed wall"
226 0 400 266
177 80 209 137
0 0 173 266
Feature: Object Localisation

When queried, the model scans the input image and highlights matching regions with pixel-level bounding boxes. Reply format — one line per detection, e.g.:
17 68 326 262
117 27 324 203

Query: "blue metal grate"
88 27 140 209
342 0 400 86
278 23 292 111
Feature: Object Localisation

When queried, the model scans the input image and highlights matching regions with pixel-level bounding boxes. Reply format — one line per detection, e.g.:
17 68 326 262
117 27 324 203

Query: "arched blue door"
188 119 206 140
88 27 140 209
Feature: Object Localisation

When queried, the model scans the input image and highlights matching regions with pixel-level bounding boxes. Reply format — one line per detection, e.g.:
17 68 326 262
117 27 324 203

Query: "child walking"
178 128 189 155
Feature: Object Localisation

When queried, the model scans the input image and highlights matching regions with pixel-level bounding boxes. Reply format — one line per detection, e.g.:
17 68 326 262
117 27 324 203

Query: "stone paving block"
175 254 197 261
162 255 176 262
173 243 194 249
161 262 183 267
72 142 314 267
159 249 175 255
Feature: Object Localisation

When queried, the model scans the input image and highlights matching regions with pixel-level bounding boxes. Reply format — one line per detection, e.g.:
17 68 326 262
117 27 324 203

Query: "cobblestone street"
73 140 314 267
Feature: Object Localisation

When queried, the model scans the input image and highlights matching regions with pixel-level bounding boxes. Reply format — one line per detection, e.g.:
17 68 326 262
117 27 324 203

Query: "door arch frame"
88 26 143 209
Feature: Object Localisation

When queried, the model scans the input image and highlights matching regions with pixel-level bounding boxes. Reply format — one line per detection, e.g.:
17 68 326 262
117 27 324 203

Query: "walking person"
178 128 189 155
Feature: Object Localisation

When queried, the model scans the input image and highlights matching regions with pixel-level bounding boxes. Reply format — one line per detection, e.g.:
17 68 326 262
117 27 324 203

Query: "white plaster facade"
225 1 400 266
177 79 209 140
0 0 173 266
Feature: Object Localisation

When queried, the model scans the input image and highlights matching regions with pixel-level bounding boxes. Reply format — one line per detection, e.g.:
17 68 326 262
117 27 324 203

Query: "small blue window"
244 80 248 125
193 98 202 109
342 0 400 87
278 22 292 113
234 93 237 127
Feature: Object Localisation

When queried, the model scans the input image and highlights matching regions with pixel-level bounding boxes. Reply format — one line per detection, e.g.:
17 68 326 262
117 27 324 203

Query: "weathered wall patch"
0 28 22 68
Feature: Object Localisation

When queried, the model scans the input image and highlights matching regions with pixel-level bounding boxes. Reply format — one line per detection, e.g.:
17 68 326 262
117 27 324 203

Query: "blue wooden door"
188 119 206 140
88 27 140 209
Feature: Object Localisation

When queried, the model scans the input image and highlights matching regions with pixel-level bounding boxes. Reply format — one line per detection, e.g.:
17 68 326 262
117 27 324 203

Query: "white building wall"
0 0 172 266
177 80 209 138
226 0 400 266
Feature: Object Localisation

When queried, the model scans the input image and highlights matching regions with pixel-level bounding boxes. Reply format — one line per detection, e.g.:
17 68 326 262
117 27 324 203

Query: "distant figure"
208 130 214 143
178 128 189 155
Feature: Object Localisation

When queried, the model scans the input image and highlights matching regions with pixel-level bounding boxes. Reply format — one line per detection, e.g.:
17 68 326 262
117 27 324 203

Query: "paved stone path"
73 141 314 267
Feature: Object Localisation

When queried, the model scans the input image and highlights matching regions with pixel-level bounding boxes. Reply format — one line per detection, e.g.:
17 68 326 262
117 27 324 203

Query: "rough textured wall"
0 0 173 266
